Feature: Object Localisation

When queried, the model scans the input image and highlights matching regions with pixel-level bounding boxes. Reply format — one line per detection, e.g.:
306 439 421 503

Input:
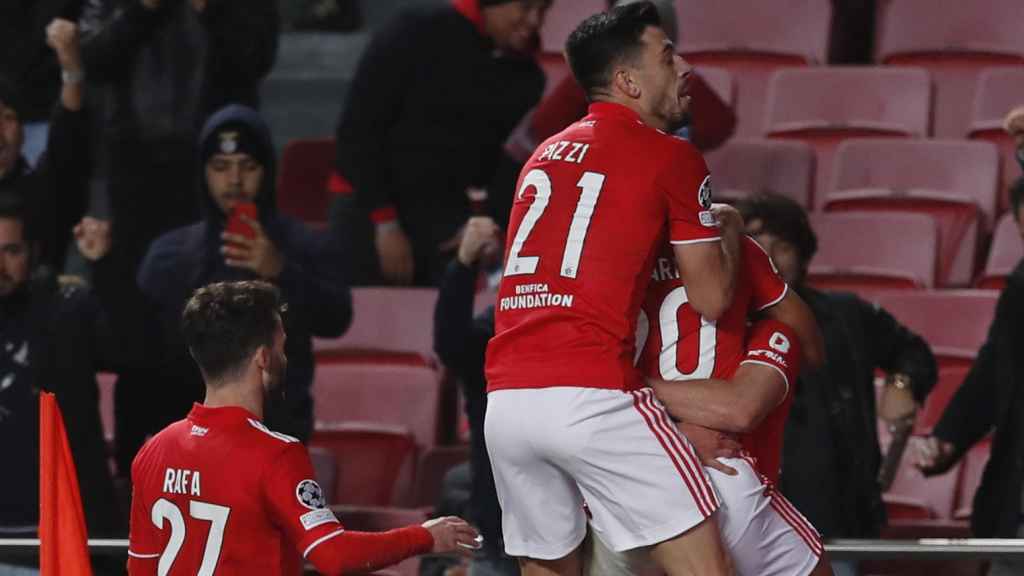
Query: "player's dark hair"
565 1 661 100
1011 177 1024 221
735 192 819 266
0 194 34 245
181 281 282 384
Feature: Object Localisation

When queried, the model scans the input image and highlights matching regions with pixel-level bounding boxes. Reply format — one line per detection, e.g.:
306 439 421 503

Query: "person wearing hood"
118 104 351 476
330 0 550 286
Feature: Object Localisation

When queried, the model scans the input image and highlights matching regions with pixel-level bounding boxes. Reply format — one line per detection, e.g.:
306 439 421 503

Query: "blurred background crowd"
0 1 1021 575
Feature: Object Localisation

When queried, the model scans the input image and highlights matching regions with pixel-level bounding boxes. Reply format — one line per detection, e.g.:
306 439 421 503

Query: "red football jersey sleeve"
657 140 721 245
743 236 788 312
263 443 345 559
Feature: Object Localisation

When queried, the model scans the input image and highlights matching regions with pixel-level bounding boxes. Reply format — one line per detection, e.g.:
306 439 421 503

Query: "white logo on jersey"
296 479 326 510
698 175 713 209
769 332 791 354
300 508 339 531
190 425 209 437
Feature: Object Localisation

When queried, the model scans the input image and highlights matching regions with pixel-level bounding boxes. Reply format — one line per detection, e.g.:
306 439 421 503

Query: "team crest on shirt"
698 175 713 209
296 479 326 510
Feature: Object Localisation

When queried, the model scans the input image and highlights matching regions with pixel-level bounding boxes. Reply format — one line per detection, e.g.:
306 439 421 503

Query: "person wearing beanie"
117 104 351 476
331 0 551 286
0 18 90 272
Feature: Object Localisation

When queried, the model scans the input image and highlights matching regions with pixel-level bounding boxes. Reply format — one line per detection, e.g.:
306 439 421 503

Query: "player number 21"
150 498 231 576
504 168 606 279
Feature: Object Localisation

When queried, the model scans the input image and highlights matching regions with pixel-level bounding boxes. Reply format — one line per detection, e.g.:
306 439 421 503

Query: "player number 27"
504 168 606 279
151 498 230 576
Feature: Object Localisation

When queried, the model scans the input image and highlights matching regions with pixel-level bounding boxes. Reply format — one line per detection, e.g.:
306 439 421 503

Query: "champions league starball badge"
296 479 326 510
698 175 713 210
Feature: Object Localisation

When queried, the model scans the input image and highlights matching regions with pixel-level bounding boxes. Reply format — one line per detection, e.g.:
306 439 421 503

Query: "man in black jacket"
332 0 549 286
118 104 351 475
0 18 90 270
0 198 138 564
917 179 1024 576
79 0 279 301
735 194 938 545
433 215 514 575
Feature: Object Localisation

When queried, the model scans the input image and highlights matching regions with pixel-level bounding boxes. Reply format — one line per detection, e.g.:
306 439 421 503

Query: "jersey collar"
586 101 644 124
188 403 260 428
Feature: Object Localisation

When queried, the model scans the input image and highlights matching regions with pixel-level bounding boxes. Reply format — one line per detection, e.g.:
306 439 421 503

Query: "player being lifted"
586 220 837 576
484 3 741 575
127 281 480 575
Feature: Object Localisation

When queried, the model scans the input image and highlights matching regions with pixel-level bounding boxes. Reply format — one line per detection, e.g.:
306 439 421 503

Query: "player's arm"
649 319 801 433
759 289 824 370
672 210 741 321
126 458 161 575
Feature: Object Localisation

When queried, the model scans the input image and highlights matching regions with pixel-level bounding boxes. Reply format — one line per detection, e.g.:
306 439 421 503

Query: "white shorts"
584 455 823 576
485 387 719 560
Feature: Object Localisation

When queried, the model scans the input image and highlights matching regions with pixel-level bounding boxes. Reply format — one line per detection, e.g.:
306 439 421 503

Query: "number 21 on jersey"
504 168 606 279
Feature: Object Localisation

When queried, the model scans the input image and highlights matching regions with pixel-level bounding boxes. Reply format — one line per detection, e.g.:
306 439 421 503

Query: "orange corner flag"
39 392 93 576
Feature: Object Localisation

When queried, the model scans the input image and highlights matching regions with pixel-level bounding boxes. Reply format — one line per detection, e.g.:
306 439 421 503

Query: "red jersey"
127 404 343 575
486 102 720 392
637 236 795 481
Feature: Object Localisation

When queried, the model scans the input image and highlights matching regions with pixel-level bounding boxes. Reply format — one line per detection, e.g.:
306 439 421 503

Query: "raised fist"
46 19 82 75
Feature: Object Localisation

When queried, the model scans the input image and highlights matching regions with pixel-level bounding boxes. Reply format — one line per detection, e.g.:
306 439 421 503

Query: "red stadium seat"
807 212 938 293
414 445 470 508
313 287 439 365
675 0 832 136
277 138 335 224
884 445 961 519
312 423 418 507
953 437 992 520
969 67 1024 213
764 67 931 208
537 0 605 97
696 66 735 109
330 505 431 576
873 290 999 368
313 362 442 448
704 139 815 208
914 366 970 435
877 0 1024 138
825 139 1000 286
977 213 1023 290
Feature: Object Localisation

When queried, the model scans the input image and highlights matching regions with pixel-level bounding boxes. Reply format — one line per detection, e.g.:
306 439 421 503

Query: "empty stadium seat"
977 212 1023 289
825 139 1000 286
764 67 931 206
884 445 961 519
414 445 470 508
331 505 430 576
313 362 442 448
313 287 439 364
808 212 938 292
877 0 1024 138
312 423 418 507
969 67 1024 212
537 0 604 97
873 290 999 367
953 437 992 520
277 138 335 224
914 365 970 435
675 0 832 136
704 139 815 208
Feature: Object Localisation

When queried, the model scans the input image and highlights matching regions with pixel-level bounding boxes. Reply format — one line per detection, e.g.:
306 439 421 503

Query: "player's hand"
913 436 957 476
457 216 501 267
375 223 414 285
221 215 285 279
46 19 82 76
878 379 917 422
677 422 740 476
74 217 112 262
710 203 743 234
422 516 481 557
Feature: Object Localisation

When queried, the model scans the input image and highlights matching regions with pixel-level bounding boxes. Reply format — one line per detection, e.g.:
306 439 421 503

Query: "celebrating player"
586 223 836 576
484 3 742 575
126 281 480 575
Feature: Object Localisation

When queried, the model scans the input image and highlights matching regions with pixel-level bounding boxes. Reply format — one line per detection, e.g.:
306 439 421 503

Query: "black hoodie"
122 105 350 468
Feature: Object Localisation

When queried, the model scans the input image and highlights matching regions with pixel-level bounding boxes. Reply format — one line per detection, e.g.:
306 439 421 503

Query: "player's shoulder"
131 418 191 478
237 418 303 460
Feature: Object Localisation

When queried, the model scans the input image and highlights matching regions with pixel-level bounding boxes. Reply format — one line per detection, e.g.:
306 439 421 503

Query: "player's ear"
612 67 640 99
254 346 270 372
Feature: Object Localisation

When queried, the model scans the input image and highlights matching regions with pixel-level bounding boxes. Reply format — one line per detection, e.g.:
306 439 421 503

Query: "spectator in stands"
736 194 937 564
0 18 90 270
527 0 736 155
120 104 351 476
433 216 514 576
331 0 549 286
1007 105 1024 182
0 200 138 568
0 0 72 165
79 0 279 300
916 178 1024 576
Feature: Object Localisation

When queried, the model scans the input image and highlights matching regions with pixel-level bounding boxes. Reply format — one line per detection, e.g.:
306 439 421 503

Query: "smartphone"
226 202 258 240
